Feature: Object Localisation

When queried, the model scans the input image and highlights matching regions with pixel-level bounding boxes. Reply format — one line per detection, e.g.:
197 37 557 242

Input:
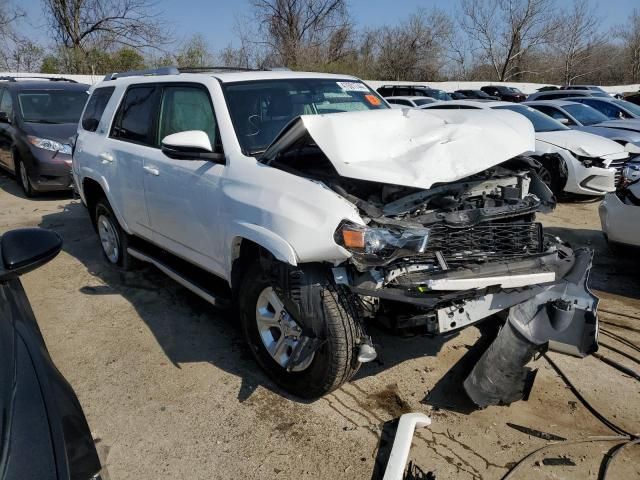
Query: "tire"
238 261 361 398
536 158 566 196
94 198 136 270
15 156 35 198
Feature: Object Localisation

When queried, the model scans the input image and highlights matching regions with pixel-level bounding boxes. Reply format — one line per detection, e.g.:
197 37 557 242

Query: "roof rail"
178 66 258 73
0 75 78 83
103 67 179 81
379 84 429 88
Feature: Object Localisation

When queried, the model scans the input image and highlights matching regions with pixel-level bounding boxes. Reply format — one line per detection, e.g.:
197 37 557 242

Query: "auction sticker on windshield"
337 81 370 92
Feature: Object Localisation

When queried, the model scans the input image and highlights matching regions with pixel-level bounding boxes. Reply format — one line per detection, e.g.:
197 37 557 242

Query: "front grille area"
426 222 544 262
609 157 630 186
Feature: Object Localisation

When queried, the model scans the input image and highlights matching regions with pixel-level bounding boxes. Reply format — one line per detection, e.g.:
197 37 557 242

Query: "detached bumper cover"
464 248 598 407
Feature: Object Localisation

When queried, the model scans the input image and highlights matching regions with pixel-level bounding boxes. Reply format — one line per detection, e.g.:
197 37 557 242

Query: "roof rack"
0 75 78 83
103 65 293 81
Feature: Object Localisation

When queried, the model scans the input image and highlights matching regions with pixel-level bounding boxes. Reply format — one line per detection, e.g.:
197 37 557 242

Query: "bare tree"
249 0 352 68
620 9 640 83
0 0 25 69
42 0 171 72
175 34 214 68
374 9 453 81
459 0 559 81
550 1 606 85
12 41 44 72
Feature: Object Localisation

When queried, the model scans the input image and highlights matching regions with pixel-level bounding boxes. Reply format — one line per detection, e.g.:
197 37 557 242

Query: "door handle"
99 152 114 164
143 165 160 176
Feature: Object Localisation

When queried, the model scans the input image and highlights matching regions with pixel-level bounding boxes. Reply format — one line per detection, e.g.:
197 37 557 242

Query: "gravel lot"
1 171 638 480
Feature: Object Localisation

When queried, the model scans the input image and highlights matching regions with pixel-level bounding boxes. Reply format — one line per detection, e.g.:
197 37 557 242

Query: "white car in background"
420 100 630 196
385 96 438 108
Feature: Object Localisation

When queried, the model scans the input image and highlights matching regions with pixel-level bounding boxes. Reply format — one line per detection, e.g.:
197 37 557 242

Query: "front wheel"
238 262 361 398
536 158 566 196
16 156 35 198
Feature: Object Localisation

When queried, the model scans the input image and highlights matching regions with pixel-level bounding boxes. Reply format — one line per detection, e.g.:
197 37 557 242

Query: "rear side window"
0 89 13 117
111 85 160 146
82 87 114 132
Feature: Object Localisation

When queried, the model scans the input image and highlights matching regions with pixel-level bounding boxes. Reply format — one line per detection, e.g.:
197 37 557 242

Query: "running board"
127 247 229 308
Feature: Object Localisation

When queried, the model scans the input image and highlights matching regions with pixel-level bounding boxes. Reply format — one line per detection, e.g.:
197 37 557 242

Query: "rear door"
102 85 160 239
142 83 226 276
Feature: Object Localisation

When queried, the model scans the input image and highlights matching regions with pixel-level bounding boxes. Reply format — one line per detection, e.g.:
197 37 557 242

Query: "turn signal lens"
342 228 365 249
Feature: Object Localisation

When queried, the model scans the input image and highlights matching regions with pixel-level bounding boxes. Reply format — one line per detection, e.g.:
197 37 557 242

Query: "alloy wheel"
97 214 120 263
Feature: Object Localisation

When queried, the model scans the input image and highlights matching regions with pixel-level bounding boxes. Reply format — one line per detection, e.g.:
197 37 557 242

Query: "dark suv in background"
0 77 89 197
376 84 452 101
480 85 527 102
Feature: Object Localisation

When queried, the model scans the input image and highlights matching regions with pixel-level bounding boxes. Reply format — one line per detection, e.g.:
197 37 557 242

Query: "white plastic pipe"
382 413 432 480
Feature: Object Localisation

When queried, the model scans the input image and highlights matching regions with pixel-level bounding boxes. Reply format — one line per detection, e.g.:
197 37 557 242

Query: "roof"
386 96 433 101
524 99 581 107
2 80 90 90
98 70 361 87
563 96 616 103
421 100 513 109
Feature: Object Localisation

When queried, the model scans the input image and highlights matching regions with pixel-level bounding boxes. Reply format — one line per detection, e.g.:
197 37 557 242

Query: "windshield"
494 104 568 132
223 78 387 155
426 89 451 101
614 99 640 117
413 98 434 106
18 90 88 124
563 103 608 126
508 87 523 93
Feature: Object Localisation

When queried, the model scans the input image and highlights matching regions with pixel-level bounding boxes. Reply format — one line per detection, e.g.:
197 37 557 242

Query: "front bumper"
26 147 73 192
340 244 598 353
564 161 616 195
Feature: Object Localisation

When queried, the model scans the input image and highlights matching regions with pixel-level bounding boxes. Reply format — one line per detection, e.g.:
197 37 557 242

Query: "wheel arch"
81 177 131 234
228 223 298 291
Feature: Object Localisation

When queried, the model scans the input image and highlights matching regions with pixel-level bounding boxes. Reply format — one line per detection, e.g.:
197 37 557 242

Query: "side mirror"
161 130 224 163
0 111 10 124
558 117 570 125
0 228 62 280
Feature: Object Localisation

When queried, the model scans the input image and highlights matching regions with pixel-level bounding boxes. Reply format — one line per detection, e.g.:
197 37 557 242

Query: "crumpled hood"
262 108 535 189
536 129 627 158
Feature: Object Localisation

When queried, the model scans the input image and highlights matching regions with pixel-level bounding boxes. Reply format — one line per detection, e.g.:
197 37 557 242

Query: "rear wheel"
15 156 35 198
238 261 361 398
95 199 136 270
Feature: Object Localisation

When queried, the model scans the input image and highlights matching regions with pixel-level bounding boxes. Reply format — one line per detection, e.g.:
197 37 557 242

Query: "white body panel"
599 183 640 247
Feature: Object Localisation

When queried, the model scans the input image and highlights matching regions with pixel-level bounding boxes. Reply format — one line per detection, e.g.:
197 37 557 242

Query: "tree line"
2 0 640 86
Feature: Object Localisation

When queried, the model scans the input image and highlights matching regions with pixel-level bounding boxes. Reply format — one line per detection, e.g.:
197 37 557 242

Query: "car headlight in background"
336 222 430 265
27 135 72 155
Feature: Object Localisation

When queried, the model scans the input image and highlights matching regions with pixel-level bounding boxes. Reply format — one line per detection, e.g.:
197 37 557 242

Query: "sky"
17 0 640 52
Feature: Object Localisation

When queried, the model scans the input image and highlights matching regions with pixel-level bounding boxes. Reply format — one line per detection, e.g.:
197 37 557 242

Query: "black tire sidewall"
95 199 129 268
16 157 34 198
239 263 354 399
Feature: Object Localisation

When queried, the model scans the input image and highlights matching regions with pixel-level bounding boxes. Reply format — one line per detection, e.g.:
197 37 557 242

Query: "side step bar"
127 248 229 308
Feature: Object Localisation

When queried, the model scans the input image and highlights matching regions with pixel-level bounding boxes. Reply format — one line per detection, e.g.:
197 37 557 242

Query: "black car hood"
22 122 77 144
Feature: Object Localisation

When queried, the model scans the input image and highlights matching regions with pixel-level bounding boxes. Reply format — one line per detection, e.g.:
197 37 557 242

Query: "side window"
81 87 115 132
377 87 393 97
0 89 13 117
111 85 160 146
158 85 220 151
394 88 412 96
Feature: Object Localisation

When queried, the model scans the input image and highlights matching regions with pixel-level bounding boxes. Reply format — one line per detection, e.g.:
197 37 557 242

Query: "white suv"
73 68 599 405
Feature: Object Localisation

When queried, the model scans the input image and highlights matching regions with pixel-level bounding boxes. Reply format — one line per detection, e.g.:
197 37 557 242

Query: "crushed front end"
329 158 599 406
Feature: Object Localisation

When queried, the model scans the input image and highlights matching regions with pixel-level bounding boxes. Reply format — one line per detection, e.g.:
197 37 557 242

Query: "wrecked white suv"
73 69 599 405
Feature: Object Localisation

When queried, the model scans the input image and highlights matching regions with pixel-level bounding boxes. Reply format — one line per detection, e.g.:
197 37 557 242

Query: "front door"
142 84 226 277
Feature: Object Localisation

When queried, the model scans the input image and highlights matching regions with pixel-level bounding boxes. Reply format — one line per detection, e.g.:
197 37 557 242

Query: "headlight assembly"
27 135 72 155
622 161 640 184
335 222 430 265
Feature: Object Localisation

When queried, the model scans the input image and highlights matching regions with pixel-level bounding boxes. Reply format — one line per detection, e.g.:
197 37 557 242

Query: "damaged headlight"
574 155 605 168
335 222 430 265
622 161 640 185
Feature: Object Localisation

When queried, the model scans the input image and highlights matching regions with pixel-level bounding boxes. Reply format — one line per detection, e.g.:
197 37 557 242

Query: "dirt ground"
1 171 638 480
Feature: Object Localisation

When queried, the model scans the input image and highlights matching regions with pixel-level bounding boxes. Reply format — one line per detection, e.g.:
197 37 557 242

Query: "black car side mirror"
0 228 62 280
0 111 10 124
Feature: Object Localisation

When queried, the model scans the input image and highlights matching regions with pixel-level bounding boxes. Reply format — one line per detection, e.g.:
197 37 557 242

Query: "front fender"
227 221 298 276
